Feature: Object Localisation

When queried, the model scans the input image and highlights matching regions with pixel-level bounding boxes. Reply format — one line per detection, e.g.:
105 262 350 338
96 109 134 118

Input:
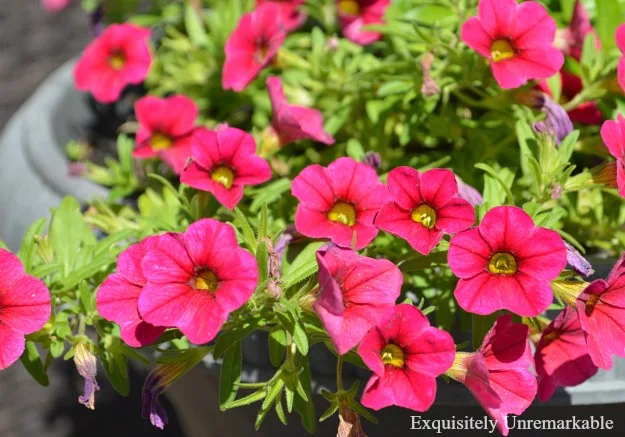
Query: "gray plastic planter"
2 60 625 437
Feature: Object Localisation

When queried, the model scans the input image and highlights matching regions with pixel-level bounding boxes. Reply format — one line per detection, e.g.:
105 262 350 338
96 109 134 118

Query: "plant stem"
336 355 344 392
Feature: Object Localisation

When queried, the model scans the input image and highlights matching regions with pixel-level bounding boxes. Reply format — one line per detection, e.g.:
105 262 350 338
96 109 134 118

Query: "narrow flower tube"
74 342 100 410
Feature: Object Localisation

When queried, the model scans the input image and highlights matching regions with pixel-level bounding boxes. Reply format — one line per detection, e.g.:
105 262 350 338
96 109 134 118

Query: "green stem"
336 355 344 392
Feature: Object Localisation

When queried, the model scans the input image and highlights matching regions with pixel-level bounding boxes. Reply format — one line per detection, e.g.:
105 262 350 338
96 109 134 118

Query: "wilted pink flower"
223 3 286 92
455 176 483 206
42 0 71 12
132 95 199 174
358 304 455 412
74 24 151 103
180 127 272 209
600 114 625 198
314 245 402 355
267 76 335 146
449 206 567 317
535 307 598 401
97 237 166 348
138 219 259 344
447 316 536 436
292 157 390 250
564 242 593 277
74 342 100 410
576 254 625 370
0 249 51 370
557 0 600 60
256 0 306 31
617 24 625 93
337 0 390 46
375 167 475 255
461 0 564 89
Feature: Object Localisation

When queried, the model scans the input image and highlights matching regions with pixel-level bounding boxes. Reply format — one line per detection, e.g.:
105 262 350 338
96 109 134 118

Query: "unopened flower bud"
74 342 99 410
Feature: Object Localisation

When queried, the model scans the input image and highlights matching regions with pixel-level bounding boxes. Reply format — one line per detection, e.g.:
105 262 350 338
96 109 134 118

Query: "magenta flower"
618 24 625 93
447 316 536 436
97 237 166 348
358 304 455 412
600 115 625 198
291 157 390 250
267 76 335 146
374 167 475 255
42 0 71 12
74 24 151 103
535 307 598 401
0 249 51 370
132 95 199 174
448 206 567 317
256 0 306 32
461 0 564 89
180 127 272 210
138 219 259 345
337 0 390 46
575 254 625 370
314 245 402 355
222 3 286 92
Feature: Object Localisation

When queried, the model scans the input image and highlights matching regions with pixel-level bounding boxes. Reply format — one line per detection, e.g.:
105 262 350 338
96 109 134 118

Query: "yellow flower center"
194 270 218 292
327 202 356 226
108 52 126 70
584 294 602 317
488 252 518 275
411 204 436 229
150 132 173 150
338 0 360 15
381 344 405 368
211 166 235 189
490 39 515 63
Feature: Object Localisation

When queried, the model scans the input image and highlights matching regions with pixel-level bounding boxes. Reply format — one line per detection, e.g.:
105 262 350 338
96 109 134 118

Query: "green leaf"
268 327 286 367
233 207 257 251
213 316 266 358
348 398 378 424
256 240 269 284
595 0 623 50
292 321 309 356
225 389 266 410
20 342 49 387
50 340 65 358
293 358 315 433
477 164 515 206
261 378 285 410
346 139 365 161
49 196 83 277
17 217 47 273
398 251 448 272
275 398 288 425
102 350 130 397
282 242 325 289
472 313 499 349
185 2 209 47
319 400 339 422
258 204 268 241
219 341 242 409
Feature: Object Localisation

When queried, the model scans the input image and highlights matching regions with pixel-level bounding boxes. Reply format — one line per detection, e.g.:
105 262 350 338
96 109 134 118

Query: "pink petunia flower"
618 24 625 93
291 157 390 250
180 127 272 209
267 76 335 146
0 249 51 370
600 114 625 198
337 0 390 46
448 206 567 317
374 167 475 255
222 3 286 92
358 304 455 412
575 254 625 370
42 0 71 12
461 0 564 89
97 237 167 348
138 219 259 345
132 95 199 174
446 316 536 436
535 307 598 401
256 0 306 32
314 245 402 355
74 24 151 103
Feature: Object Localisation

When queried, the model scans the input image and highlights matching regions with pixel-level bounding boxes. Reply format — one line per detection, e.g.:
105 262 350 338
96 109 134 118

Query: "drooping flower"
314 245 402 355
74 24 152 103
600 114 625 198
358 304 455 412
362 151 382 171
180 127 272 209
575 254 625 370
142 347 210 429
448 206 567 317
535 307 598 402
446 316 536 436
267 76 335 146
132 95 199 174
42 0 71 12
74 342 100 410
223 3 286 92
531 96 574 145
461 0 564 89
256 0 306 32
336 0 391 46
617 24 625 93
564 242 593 277
138 219 259 345
455 176 483 207
96 237 166 348
0 249 51 371
375 167 475 255
292 157 390 250
556 0 600 61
